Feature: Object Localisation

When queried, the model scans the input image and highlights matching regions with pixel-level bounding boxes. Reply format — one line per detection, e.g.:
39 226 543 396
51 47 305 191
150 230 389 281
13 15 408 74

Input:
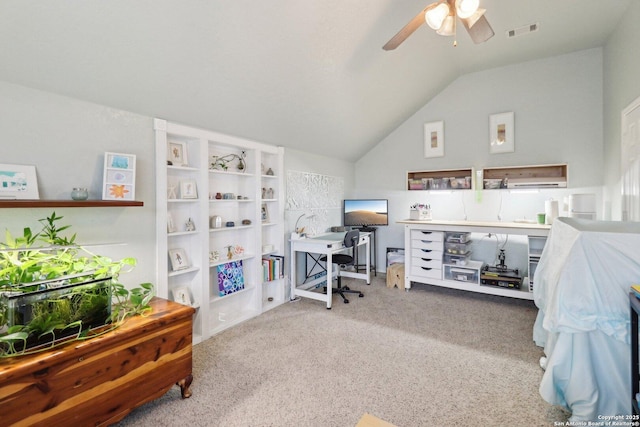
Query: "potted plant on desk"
0 212 153 357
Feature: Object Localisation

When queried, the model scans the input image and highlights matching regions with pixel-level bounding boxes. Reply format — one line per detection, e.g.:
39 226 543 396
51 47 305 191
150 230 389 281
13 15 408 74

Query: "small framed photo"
102 152 136 200
172 286 193 306
261 203 269 223
169 248 190 271
489 112 515 154
167 212 176 233
180 180 198 199
168 141 189 166
0 164 39 200
424 121 444 158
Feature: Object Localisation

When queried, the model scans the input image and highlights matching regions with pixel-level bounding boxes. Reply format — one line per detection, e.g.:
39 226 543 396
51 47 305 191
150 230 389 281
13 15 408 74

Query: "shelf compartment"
210 225 253 233
209 253 255 268
482 164 568 189
209 170 254 178
168 266 200 277
407 168 473 191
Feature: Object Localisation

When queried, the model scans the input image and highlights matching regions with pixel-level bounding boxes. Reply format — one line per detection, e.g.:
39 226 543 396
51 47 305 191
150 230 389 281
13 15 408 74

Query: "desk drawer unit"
410 229 444 242
409 230 444 281
410 264 442 280
412 238 443 252
412 254 443 269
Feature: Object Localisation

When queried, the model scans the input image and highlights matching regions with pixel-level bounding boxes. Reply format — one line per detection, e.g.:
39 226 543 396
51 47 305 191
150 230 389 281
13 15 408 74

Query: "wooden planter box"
0 297 195 426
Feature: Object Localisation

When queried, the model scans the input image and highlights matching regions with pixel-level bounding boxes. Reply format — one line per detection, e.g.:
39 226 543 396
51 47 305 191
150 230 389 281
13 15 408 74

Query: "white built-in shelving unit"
154 119 285 344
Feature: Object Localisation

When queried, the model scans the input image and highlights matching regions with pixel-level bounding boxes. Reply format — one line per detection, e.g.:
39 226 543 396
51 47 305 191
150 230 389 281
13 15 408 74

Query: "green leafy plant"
0 212 154 357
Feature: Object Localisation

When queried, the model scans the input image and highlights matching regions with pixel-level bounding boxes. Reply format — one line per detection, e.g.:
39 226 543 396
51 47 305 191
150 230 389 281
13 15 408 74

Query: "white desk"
290 232 371 309
398 219 551 300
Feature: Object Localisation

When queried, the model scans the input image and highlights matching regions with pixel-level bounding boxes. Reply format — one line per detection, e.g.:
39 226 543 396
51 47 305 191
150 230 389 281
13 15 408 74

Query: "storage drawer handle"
421 258 432 262
420 231 433 235
420 267 433 271
420 249 432 253
420 240 433 244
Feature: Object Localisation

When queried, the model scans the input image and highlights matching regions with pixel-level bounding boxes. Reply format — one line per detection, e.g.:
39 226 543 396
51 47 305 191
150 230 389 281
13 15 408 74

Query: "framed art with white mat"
102 152 136 200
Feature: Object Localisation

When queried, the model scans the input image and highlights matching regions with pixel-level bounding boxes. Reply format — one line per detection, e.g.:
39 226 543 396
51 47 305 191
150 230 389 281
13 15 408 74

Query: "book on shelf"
262 255 285 282
217 260 245 296
632 284 640 299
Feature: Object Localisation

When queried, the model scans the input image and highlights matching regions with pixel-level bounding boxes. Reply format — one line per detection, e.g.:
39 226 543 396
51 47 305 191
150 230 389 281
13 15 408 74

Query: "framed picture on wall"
489 112 515 154
424 121 444 158
0 164 39 200
261 203 269 223
102 152 136 200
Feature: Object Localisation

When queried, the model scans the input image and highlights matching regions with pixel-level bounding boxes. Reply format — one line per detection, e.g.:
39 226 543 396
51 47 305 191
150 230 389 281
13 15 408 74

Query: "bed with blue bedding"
533 217 640 421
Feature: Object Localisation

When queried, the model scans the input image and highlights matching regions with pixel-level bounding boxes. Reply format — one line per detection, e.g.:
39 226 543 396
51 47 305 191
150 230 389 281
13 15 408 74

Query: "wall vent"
506 22 539 38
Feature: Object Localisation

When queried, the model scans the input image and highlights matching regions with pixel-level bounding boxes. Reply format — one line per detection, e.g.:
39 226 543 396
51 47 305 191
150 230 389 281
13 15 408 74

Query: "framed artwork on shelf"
167 212 176 233
261 203 269 222
169 248 190 271
171 286 193 306
168 141 189 166
102 152 136 200
489 112 515 154
0 164 39 200
180 180 198 199
424 121 444 158
217 260 245 296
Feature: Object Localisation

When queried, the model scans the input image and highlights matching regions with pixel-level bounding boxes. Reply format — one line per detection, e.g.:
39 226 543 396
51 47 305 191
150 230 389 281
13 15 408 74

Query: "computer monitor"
343 199 388 228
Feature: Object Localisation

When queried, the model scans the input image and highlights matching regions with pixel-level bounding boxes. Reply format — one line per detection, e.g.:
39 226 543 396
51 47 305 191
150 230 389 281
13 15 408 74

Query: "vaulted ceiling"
0 1 631 161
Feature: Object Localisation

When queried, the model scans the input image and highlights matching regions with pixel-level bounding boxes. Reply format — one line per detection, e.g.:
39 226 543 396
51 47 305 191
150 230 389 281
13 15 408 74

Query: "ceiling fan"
383 0 494 50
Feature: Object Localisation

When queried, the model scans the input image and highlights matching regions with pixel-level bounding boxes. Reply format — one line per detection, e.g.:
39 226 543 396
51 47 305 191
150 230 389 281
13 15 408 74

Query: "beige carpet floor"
116 276 569 427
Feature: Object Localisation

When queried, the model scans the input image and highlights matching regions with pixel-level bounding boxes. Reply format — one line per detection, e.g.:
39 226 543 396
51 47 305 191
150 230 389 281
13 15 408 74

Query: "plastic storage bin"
445 232 471 244
445 241 471 255
444 262 482 284
443 253 471 265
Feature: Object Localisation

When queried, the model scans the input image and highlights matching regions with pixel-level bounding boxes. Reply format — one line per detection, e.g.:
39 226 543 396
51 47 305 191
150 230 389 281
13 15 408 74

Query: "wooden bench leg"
177 374 193 398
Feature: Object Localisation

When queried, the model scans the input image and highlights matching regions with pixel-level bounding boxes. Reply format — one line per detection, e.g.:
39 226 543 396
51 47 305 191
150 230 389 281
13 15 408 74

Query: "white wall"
603 0 640 220
0 80 356 293
284 148 355 235
0 81 156 289
355 48 604 271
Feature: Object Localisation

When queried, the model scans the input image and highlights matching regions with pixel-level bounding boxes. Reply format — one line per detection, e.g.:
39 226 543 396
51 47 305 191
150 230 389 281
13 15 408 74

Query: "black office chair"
320 229 364 304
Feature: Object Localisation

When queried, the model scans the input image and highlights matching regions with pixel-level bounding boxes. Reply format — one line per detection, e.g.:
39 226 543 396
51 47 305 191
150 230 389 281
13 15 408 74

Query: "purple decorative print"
217 260 245 296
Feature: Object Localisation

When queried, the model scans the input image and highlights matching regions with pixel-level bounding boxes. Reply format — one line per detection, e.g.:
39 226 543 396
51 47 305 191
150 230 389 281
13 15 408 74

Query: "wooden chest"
0 297 195 426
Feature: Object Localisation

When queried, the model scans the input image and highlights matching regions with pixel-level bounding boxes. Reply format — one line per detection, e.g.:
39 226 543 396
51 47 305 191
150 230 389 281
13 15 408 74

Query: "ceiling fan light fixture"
436 14 455 36
459 8 486 29
425 2 450 30
455 0 479 19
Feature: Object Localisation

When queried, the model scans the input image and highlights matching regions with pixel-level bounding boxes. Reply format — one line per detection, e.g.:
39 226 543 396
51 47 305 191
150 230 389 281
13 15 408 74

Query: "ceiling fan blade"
460 9 495 44
382 3 437 51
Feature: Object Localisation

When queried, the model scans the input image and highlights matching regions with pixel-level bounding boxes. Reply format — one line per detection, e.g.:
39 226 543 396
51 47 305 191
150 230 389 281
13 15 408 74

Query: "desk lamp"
292 213 316 239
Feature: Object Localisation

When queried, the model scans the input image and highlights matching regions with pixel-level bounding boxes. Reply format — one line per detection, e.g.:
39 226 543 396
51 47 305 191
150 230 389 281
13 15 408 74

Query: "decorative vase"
71 188 89 201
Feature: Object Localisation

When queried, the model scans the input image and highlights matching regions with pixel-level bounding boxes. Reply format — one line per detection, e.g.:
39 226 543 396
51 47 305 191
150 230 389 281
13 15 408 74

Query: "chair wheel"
358 293 364 297
344 299 349 303
343 286 350 290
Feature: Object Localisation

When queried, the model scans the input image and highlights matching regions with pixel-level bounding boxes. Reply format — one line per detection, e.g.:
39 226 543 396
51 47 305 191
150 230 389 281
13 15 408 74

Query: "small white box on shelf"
410 208 432 220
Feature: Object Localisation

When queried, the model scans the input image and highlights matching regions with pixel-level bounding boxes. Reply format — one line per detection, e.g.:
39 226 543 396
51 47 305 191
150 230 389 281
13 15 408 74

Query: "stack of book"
262 255 284 282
